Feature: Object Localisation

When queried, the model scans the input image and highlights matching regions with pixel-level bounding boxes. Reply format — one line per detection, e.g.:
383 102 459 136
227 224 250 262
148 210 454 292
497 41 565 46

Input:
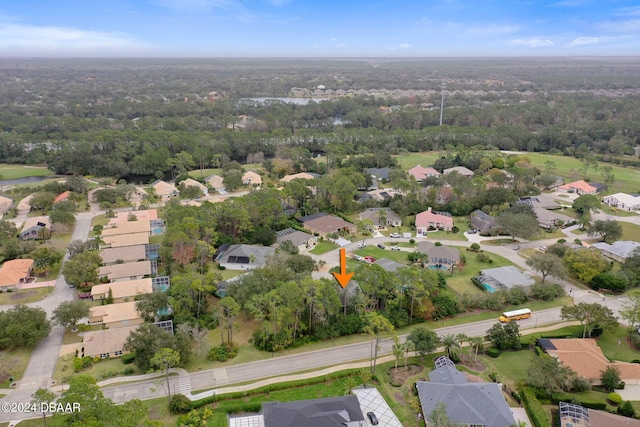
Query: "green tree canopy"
526 252 567 283
0 305 51 349
52 300 91 330
62 251 102 287
407 327 440 359
560 302 618 338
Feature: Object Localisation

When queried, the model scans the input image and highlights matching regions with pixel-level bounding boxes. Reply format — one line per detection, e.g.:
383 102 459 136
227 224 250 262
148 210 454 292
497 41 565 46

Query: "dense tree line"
2 59 640 179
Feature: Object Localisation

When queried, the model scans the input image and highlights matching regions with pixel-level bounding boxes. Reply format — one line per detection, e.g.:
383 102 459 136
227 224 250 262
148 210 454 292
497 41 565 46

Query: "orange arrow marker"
333 248 353 288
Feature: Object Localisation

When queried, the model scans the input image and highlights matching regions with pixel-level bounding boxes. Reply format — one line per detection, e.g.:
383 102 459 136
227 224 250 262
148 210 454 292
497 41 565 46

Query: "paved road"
100 307 567 404
0 212 93 423
1 202 635 422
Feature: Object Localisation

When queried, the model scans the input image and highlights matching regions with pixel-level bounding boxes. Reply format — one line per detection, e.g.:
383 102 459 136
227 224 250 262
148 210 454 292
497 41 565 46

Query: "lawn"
309 240 339 255
0 347 32 388
446 247 515 296
355 246 412 264
52 352 143 384
479 349 536 387
0 164 52 180
0 287 51 305
393 151 640 196
619 222 640 243
395 152 442 170
523 152 640 195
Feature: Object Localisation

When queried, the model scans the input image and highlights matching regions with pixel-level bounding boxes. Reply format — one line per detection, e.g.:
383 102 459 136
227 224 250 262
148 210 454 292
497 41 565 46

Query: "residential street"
0 211 634 424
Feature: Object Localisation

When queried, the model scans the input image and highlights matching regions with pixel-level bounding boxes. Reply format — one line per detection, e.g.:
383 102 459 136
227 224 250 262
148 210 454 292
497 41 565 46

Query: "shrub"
121 352 136 364
487 348 501 358
631 333 640 350
476 253 492 263
169 394 193 414
608 392 623 405
578 400 606 410
618 400 636 417
207 342 239 362
520 386 550 427
73 356 94 372
122 367 135 375
409 239 415 244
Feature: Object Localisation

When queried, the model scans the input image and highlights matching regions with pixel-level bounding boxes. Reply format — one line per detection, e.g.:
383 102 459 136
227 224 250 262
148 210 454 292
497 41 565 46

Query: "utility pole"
439 82 446 126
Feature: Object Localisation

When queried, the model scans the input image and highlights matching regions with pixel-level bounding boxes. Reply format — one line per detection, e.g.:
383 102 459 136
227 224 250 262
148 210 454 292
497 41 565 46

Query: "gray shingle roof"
216 244 275 266
417 358 515 427
373 258 407 273
276 228 313 247
592 241 640 260
262 395 364 427
476 266 535 289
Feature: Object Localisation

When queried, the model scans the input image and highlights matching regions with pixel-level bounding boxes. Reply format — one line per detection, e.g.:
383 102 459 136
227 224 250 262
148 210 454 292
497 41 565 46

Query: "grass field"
309 240 339 255
0 164 52 180
394 151 640 195
0 348 32 388
0 287 52 305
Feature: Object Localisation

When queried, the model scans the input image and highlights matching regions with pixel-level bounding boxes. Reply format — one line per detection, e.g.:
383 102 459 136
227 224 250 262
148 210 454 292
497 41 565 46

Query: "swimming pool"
428 265 449 270
482 283 497 293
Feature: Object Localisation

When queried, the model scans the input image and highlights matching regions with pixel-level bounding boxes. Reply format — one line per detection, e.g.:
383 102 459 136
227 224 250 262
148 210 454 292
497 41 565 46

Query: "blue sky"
1 0 639 57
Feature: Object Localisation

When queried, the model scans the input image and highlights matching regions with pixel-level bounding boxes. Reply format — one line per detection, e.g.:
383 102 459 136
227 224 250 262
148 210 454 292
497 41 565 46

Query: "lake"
0 176 53 186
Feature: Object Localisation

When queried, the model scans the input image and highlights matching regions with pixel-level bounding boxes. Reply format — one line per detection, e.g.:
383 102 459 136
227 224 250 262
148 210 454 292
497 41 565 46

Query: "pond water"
0 176 52 186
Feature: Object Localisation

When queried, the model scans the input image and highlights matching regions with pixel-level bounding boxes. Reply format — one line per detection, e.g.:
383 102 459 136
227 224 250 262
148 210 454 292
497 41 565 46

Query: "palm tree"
456 333 470 357
403 341 414 368
441 333 461 361
32 256 52 276
358 368 372 389
392 336 404 369
343 377 358 395
469 336 485 360
378 209 388 228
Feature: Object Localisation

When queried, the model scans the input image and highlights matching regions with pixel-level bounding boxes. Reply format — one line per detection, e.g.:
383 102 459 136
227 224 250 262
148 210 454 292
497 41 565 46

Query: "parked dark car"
376 243 386 249
78 293 92 300
367 412 379 425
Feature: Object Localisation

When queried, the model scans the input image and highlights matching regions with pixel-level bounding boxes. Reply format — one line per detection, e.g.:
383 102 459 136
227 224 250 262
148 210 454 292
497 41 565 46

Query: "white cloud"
0 22 155 56
597 19 640 33
566 36 599 46
614 6 640 17
398 43 412 49
512 38 554 47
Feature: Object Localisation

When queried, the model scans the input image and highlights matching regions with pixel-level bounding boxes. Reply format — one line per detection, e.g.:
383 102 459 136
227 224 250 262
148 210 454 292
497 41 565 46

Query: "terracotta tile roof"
181 178 207 192
559 180 597 194
408 165 441 181
548 339 640 382
99 245 147 265
53 190 71 204
151 180 179 197
102 232 150 248
82 325 139 357
280 172 317 182
89 301 141 324
416 208 454 228
109 209 157 225
21 216 51 232
0 259 34 287
91 278 153 300
102 220 151 236
242 171 262 186
98 261 152 281
0 195 13 212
